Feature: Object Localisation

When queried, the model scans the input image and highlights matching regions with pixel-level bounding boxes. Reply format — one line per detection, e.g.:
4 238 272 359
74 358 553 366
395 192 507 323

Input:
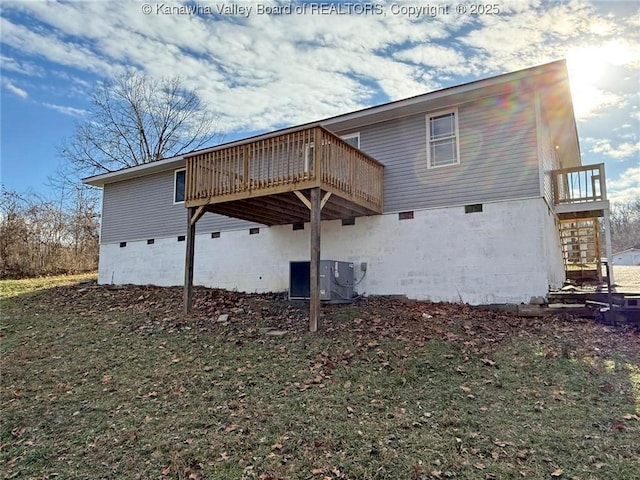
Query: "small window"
304 144 314 173
174 169 186 203
119 242 127 248
342 217 355 226
465 204 483 214
249 228 260 235
427 109 459 168
398 211 414 220
147 239 155 245
292 222 304 231
177 235 186 242
341 133 360 149
211 232 220 239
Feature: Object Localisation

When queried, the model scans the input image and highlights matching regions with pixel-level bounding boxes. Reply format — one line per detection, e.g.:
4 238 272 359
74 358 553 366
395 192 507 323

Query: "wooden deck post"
183 207 197 314
309 187 321 332
603 207 614 285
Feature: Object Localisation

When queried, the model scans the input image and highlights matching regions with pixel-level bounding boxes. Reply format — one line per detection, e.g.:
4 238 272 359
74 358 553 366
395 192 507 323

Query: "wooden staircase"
559 218 601 281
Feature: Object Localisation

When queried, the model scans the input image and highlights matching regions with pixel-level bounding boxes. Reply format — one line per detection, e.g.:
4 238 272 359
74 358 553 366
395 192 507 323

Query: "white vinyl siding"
101 170 258 244
427 109 460 168
350 90 539 212
101 92 539 244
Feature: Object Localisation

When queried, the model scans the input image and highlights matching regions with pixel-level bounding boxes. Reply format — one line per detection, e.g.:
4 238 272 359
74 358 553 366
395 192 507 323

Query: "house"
84 60 613 327
612 247 640 266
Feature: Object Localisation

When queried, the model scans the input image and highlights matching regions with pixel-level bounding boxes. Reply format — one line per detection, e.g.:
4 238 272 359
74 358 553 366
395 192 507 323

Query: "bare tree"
61 70 221 176
609 199 640 252
0 187 99 278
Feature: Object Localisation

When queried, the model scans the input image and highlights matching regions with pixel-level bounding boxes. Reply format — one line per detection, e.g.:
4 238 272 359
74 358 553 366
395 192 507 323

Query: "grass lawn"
1 277 639 479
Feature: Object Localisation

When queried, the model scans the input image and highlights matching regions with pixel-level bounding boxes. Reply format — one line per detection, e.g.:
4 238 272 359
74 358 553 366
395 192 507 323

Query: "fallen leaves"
481 357 497 367
138 391 158 399
611 421 626 431
4 280 640 480
224 424 240 433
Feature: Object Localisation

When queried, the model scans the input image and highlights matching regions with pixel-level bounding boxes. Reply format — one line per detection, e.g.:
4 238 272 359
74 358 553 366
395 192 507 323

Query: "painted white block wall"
540 202 565 289
98 197 565 304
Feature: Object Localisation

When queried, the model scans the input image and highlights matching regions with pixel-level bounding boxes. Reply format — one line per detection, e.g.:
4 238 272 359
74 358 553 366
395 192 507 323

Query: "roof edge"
83 59 569 187
83 155 185 187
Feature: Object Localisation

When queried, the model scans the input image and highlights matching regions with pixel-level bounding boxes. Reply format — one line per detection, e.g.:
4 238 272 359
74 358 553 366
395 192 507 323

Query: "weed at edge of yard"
0 273 97 299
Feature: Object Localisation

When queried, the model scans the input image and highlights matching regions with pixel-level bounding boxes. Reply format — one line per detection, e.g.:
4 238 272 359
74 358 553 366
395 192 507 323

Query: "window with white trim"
341 133 360 149
304 144 315 173
174 169 185 203
427 109 459 168
304 133 360 173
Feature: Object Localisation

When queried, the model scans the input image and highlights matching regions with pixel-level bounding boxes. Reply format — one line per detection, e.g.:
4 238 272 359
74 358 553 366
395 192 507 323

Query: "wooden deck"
184 126 384 225
552 163 609 281
182 125 384 331
552 163 607 219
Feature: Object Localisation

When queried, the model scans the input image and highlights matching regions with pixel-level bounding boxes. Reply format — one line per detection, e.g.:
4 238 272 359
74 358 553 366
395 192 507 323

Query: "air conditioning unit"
289 260 355 303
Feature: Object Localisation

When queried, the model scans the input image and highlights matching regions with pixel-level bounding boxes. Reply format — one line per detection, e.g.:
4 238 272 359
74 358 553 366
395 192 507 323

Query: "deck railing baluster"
551 164 606 205
184 125 384 214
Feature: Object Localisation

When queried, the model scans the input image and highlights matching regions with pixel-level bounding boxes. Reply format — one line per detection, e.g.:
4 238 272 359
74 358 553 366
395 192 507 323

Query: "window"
249 227 260 235
292 222 304 231
342 217 355 226
398 211 414 220
304 144 314 173
211 232 221 239
465 204 483 214
177 235 185 242
147 239 155 245
341 133 360 149
427 109 459 168
174 169 186 203
119 242 127 248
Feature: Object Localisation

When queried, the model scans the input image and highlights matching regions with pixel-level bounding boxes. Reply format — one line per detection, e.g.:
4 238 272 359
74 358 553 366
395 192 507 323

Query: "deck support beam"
294 190 311 210
309 187 321 332
183 207 198 314
191 205 206 225
603 207 614 285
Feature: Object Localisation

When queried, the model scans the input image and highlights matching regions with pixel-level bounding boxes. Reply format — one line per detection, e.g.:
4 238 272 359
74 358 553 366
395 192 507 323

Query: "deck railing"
318 129 384 209
552 163 606 205
185 126 384 211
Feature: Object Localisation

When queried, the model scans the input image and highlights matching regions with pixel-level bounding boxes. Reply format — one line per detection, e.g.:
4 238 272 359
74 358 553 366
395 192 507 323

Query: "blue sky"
1 0 639 203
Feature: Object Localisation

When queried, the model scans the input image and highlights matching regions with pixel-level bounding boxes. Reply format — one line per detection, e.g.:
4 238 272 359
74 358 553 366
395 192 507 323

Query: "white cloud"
572 87 624 120
2 78 28 98
608 166 640 204
0 17 115 75
590 139 640 160
0 55 42 76
394 45 471 75
1 1 639 192
0 0 638 203
0 1 495 132
42 102 88 117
